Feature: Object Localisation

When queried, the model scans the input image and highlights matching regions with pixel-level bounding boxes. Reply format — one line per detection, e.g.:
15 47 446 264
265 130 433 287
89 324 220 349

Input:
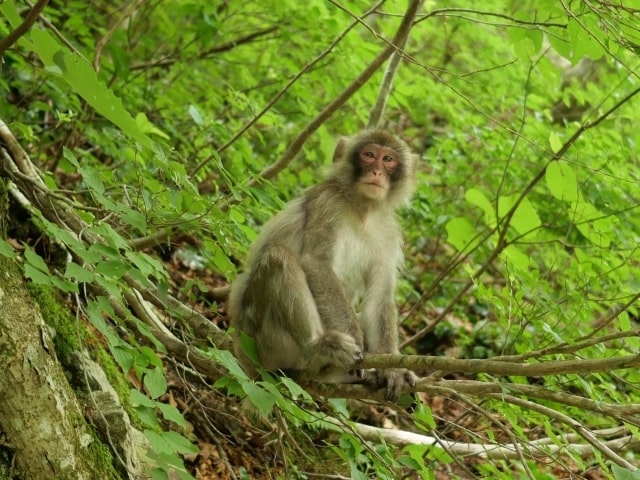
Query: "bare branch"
361 352 640 376
324 416 639 461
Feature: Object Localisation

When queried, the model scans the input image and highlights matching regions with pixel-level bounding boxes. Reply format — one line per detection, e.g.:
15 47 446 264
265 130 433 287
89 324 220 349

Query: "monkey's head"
330 130 417 207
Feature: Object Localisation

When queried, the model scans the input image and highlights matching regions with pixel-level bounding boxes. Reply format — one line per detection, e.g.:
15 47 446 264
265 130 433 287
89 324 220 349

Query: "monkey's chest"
331 229 379 300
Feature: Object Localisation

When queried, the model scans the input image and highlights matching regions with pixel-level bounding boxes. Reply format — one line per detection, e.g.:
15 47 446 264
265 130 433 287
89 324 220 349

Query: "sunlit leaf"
546 161 579 202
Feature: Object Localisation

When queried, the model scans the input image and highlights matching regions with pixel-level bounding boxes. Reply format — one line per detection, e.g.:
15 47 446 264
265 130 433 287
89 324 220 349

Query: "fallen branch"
324 416 640 461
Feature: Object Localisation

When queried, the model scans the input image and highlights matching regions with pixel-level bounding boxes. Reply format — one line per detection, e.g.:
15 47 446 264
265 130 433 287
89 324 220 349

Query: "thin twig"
130 27 279 71
93 0 147 72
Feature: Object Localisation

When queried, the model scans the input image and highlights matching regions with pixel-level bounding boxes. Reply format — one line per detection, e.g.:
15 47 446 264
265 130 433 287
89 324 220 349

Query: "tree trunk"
0 181 116 479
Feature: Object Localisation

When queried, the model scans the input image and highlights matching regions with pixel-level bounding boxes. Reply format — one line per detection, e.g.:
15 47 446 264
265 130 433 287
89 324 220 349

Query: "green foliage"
2 0 640 478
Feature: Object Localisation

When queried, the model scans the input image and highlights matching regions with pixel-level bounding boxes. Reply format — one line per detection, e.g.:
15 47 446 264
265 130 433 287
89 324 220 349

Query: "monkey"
228 129 419 401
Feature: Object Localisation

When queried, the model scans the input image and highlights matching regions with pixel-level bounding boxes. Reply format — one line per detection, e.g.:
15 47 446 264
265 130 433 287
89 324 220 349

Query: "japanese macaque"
229 130 418 400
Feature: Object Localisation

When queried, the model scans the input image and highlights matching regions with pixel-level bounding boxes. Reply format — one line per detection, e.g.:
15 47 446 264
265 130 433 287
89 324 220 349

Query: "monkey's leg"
243 245 362 374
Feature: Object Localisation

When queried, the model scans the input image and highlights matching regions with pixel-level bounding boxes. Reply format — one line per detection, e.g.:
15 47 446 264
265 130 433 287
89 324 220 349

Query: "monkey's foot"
372 368 418 402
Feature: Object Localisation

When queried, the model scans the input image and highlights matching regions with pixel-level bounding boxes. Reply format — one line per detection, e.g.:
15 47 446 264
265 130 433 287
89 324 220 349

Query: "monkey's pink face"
357 143 399 200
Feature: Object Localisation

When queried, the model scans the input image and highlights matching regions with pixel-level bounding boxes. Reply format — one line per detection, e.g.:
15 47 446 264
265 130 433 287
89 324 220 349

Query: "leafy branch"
248 0 421 183
0 0 49 56
189 0 387 177
402 81 640 349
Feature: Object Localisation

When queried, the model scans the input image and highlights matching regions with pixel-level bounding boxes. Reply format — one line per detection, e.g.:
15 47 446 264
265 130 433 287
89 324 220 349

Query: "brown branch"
360 352 640 376
367 46 406 129
0 0 49 57
489 393 636 469
248 0 421 183
435 379 640 417
364 1 419 128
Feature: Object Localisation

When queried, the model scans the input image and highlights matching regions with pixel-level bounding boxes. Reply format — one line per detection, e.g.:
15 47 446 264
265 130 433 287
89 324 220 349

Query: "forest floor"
152 247 610 480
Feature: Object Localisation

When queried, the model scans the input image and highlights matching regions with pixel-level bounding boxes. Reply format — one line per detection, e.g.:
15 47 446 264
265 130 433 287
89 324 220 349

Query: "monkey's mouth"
364 181 385 189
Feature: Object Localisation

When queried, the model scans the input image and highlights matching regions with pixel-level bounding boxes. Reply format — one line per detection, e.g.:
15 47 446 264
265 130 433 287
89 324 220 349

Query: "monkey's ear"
332 138 347 163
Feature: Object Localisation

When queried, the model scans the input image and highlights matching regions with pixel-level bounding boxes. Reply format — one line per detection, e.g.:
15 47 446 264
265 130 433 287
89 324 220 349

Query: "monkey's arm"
299 254 364 349
298 191 365 347
362 275 418 401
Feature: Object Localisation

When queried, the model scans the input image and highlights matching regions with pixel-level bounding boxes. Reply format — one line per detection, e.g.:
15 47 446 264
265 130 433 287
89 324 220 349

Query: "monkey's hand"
311 330 363 372
375 368 418 402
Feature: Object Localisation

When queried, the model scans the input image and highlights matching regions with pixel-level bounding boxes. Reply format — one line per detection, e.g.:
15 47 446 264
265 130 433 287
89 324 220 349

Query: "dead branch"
324 416 639 461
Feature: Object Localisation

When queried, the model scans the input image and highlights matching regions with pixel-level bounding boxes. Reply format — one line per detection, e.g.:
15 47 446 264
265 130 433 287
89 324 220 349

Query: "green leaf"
546 161 579 202
136 112 170 140
112 345 134 373
414 403 436 430
64 262 95 283
80 165 105 195
188 104 204 125
120 208 147 234
161 431 199 454
149 468 169 480
138 346 163 368
498 195 542 236
24 262 53 285
571 200 613 247
280 375 313 402
95 260 129 278
125 251 166 280
548 131 563 154
156 402 186 427
0 239 17 258
242 382 276 417
23 247 49 272
209 348 249 381
500 244 532 271
465 188 495 226
144 367 167 400
612 465 640 480
239 332 260 366
27 28 153 149
445 216 480 253
567 18 605 60
144 430 197 456
135 406 159 429
203 238 235 276
130 388 156 408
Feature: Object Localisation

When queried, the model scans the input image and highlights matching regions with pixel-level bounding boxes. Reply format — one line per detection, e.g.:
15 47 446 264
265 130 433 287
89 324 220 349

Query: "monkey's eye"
383 155 395 163
363 151 375 158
